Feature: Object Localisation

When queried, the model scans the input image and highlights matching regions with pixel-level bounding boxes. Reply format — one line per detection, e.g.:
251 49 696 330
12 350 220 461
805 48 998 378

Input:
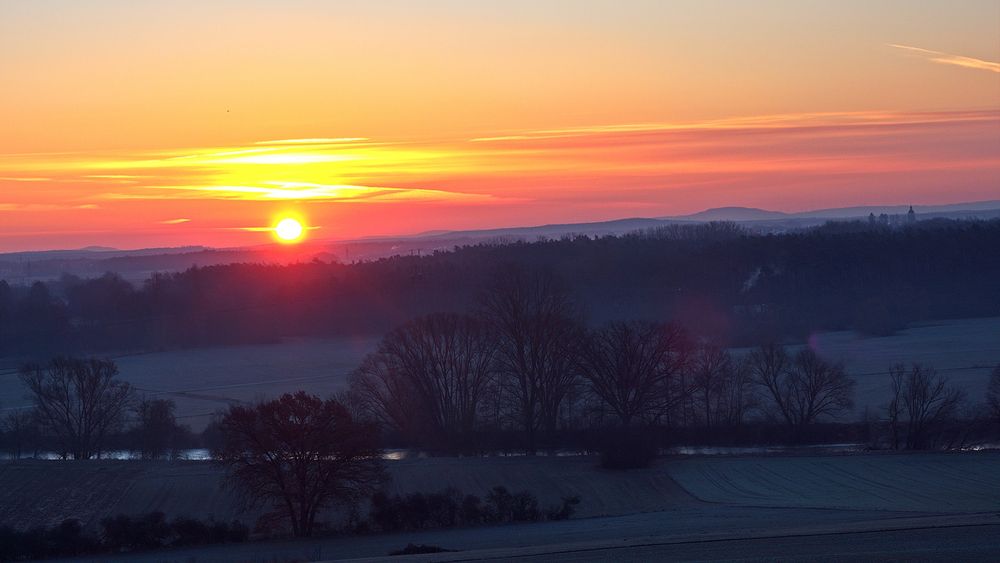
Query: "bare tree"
2 409 40 460
748 345 854 440
129 398 189 460
887 363 965 449
349 313 496 451
580 321 690 427
886 364 906 450
214 392 384 537
481 267 582 453
691 343 730 428
987 364 1000 424
718 355 757 428
18 357 132 459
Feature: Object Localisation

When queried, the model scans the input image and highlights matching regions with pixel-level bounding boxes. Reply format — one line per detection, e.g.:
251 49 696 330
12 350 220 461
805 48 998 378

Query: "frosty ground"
7 450 998 562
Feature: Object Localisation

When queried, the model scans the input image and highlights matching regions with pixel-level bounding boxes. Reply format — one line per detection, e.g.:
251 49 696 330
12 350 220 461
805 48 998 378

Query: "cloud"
255 138 369 145
0 176 52 182
468 110 1000 143
0 203 98 212
108 182 495 204
889 44 1000 73
160 218 191 224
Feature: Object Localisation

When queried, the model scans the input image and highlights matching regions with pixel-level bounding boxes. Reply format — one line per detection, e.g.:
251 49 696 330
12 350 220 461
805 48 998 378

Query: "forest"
1 218 998 359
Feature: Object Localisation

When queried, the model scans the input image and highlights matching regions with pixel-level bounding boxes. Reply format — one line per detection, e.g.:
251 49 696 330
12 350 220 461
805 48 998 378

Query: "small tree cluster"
12 357 194 460
348 267 859 457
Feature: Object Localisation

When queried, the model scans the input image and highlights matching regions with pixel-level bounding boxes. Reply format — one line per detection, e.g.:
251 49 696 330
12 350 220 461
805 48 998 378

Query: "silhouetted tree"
691 342 731 428
214 392 384 537
18 357 132 459
887 364 965 449
481 268 583 453
128 398 190 460
580 321 690 427
749 345 854 440
987 364 1000 424
349 313 496 451
2 409 40 459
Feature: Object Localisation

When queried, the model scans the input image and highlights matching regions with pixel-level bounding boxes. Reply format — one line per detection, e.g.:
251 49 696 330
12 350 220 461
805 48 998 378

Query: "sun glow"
274 217 305 243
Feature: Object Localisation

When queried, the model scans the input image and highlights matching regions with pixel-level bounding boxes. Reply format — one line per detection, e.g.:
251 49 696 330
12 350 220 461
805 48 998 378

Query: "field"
1 316 997 432
798 316 1000 415
4 450 994 562
0 336 378 431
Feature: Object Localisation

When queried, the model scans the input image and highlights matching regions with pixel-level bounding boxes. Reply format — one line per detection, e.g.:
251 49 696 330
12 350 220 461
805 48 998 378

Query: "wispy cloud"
889 44 1000 73
469 110 999 143
0 176 52 182
255 138 369 145
159 218 191 224
104 182 494 204
0 203 98 212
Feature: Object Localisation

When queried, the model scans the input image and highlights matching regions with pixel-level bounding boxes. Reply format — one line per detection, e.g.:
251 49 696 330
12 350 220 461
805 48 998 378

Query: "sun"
274 217 305 243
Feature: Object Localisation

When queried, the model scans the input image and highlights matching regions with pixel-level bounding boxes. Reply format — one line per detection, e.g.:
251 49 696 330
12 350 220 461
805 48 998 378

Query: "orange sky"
1 0 998 251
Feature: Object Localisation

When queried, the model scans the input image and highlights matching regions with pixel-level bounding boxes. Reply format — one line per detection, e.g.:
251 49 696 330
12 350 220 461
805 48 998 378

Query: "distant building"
907 206 916 224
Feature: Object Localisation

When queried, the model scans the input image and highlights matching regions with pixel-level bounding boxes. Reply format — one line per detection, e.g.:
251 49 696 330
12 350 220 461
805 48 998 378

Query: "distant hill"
3 200 999 283
671 207 789 222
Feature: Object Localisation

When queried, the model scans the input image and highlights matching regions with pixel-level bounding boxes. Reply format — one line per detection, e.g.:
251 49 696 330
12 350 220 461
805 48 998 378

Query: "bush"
0 519 98 560
0 514 248 561
484 486 540 523
544 496 581 521
170 517 248 546
368 486 563 532
460 494 483 525
101 512 171 551
370 489 463 532
389 543 454 556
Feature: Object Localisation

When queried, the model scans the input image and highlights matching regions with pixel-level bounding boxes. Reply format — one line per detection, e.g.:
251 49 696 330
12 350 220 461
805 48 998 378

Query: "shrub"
0 519 98 560
101 512 171 551
544 496 581 521
389 543 454 556
460 494 483 525
484 486 540 523
0 514 247 561
368 486 560 532
170 517 248 546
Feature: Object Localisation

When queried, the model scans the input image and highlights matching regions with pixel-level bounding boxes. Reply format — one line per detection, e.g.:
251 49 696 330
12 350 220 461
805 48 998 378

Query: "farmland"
3 316 997 432
0 336 378 431
14 450 998 562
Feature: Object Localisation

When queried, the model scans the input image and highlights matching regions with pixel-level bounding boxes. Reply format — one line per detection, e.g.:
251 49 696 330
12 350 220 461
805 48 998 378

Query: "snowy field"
22 451 999 562
0 336 378 431
800 317 1000 415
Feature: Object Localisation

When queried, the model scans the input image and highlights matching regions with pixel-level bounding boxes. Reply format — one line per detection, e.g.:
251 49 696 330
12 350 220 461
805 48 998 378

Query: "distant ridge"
671 207 789 222
2 200 998 282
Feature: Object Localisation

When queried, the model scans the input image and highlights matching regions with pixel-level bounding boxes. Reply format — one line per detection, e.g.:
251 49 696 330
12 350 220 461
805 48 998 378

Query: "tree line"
5 272 999 461
345 267 999 457
2 218 999 358
4 342 998 541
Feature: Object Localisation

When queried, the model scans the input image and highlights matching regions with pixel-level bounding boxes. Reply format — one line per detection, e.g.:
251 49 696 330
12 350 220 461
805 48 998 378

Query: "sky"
1 0 998 251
